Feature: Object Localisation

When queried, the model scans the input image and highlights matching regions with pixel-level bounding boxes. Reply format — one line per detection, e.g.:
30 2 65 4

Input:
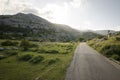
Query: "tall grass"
0 42 77 80
87 35 120 61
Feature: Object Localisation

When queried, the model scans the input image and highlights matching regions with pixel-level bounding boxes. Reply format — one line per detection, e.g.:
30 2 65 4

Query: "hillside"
0 13 100 41
87 31 120 61
94 30 116 35
81 31 102 40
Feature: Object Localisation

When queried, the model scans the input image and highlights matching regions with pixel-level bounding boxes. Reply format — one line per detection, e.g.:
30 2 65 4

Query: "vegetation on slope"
0 13 80 42
0 13 101 42
87 32 120 61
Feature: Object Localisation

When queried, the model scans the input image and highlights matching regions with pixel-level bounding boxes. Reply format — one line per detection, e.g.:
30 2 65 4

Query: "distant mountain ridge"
94 30 116 35
0 13 101 41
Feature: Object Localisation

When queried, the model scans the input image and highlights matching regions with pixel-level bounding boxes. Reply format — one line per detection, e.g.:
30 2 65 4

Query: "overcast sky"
0 0 120 31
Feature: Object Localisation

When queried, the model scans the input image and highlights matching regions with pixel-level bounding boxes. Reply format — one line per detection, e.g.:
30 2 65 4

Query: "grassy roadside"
0 41 78 80
87 34 120 62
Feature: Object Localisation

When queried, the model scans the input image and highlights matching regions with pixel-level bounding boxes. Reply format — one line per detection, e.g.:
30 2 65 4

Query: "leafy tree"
78 37 84 42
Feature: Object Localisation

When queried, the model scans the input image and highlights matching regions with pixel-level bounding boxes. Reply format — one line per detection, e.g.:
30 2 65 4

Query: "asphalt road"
65 43 120 80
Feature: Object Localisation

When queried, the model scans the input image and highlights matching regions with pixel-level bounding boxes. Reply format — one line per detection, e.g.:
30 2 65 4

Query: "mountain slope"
94 30 116 35
0 13 81 41
0 13 100 41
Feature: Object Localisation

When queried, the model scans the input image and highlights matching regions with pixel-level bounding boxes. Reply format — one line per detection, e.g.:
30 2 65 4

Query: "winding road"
65 43 120 80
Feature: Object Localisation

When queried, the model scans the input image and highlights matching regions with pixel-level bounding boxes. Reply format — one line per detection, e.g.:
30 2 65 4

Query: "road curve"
65 43 120 80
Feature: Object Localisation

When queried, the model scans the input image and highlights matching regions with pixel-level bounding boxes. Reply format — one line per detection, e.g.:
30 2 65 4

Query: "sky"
0 0 120 31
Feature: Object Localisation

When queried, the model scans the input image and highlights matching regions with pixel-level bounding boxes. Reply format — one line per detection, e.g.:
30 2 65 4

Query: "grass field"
0 41 78 80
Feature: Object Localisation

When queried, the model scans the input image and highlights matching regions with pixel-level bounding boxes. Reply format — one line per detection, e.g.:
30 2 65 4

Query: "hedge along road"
65 43 120 80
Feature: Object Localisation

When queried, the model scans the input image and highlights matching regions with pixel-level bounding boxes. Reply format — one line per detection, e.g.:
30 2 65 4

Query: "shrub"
29 43 39 48
111 54 120 61
0 55 6 60
46 50 59 54
100 44 120 57
18 53 33 61
48 58 59 65
30 55 44 64
67 45 73 50
4 50 18 56
38 49 59 54
38 48 46 53
1 40 18 46
115 37 120 41
78 37 84 42
97 35 104 39
20 39 31 51
30 48 39 52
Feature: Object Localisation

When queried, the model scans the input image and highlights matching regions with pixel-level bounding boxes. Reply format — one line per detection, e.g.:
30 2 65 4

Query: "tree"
78 37 84 42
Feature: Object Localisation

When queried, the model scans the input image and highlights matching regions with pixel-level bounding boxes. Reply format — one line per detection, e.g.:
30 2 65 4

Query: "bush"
18 53 33 61
48 58 59 65
97 35 104 39
67 45 73 50
38 48 45 53
111 54 120 61
20 39 31 51
4 50 18 56
30 48 39 52
30 55 44 64
46 50 59 54
1 40 18 46
38 49 59 54
29 43 39 48
115 37 120 41
0 55 6 60
100 44 120 57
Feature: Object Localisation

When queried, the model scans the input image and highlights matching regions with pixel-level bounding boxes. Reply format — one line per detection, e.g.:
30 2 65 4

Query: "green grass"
0 42 77 80
87 35 120 61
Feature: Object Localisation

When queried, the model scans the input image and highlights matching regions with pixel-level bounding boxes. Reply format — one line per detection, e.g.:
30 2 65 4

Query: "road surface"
65 43 120 80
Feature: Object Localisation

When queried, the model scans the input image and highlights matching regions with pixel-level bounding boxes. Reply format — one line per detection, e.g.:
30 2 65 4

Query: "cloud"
70 0 83 8
22 5 40 15
64 0 87 8
38 3 70 23
113 26 120 31
0 0 36 15
0 0 87 24
38 0 87 21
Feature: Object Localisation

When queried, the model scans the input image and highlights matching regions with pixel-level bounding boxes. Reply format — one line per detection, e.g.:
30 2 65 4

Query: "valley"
0 13 120 80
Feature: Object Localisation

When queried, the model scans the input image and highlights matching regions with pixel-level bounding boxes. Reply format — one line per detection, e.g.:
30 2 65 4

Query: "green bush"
78 37 84 42
4 50 18 56
88 41 94 46
46 50 59 54
20 39 31 51
30 48 39 52
30 55 44 64
38 48 45 53
1 40 18 46
111 54 120 61
115 37 120 41
38 49 59 54
29 43 39 48
100 44 120 57
48 58 59 65
67 45 73 50
0 55 6 60
18 53 33 61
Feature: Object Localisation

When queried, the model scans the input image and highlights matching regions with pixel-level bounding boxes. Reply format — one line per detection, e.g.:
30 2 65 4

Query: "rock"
0 47 5 51
0 55 6 59
35 77 42 80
